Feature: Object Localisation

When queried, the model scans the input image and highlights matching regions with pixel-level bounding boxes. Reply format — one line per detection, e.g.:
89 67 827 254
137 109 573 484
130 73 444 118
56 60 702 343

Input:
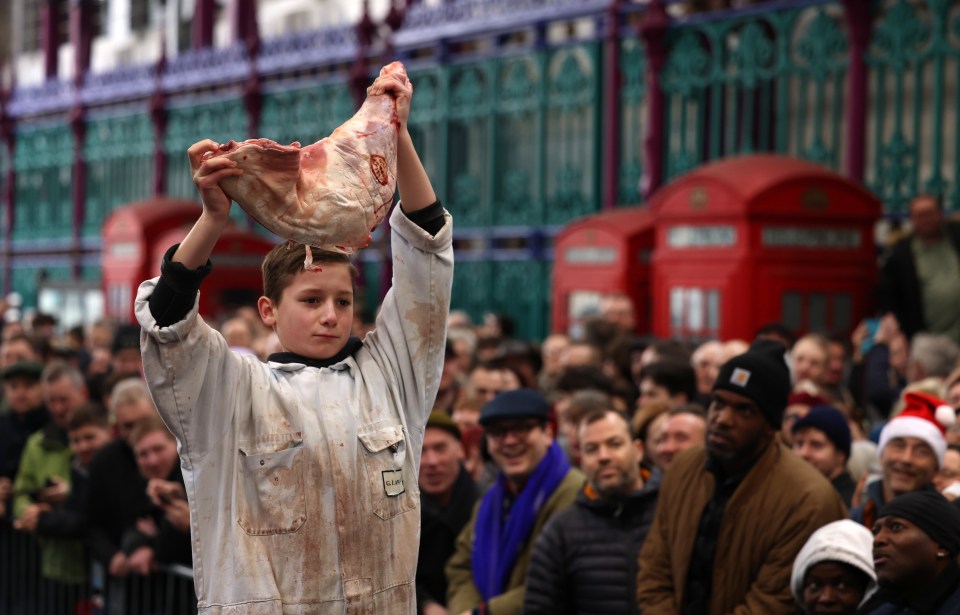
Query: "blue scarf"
471 441 570 600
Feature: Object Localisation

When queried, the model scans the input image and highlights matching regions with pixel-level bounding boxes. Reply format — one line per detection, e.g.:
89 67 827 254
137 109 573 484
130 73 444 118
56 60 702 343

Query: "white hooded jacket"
136 205 453 614
790 519 878 609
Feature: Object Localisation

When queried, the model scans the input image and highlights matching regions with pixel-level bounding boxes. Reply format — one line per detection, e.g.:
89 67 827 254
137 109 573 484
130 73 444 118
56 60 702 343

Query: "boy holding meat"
135 67 452 613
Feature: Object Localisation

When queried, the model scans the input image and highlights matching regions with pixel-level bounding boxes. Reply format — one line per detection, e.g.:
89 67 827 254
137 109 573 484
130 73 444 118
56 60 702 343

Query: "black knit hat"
712 339 791 428
878 490 960 554
793 404 852 460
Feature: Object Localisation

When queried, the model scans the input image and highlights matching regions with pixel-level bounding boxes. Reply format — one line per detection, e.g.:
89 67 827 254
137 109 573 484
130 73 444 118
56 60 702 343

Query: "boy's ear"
257 296 277 328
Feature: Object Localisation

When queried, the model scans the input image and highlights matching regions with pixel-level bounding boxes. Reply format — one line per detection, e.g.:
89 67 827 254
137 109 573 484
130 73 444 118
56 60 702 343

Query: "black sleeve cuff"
403 199 446 236
148 244 213 327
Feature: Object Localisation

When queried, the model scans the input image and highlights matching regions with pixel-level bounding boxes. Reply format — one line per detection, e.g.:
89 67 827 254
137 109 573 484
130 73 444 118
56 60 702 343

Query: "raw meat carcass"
210 62 405 257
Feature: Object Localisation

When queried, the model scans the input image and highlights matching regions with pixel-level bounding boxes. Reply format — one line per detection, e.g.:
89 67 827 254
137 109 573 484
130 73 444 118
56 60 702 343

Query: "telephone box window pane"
809 294 827 332
833 293 852 333
707 290 720 332
687 288 704 331
670 288 684 334
782 293 802 331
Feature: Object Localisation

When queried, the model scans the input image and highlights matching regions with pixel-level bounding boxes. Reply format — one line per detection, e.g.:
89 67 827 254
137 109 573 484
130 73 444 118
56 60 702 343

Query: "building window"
781 291 852 334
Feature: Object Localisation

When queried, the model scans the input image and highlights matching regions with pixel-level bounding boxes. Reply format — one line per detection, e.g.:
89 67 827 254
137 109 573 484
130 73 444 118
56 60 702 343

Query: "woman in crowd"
791 519 877 615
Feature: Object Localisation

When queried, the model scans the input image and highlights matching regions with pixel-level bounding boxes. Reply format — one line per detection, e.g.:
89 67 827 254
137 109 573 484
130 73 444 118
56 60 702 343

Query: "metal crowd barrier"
0 522 197 615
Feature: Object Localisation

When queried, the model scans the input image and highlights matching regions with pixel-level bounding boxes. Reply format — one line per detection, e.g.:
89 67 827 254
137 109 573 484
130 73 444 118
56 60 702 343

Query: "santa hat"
878 392 956 467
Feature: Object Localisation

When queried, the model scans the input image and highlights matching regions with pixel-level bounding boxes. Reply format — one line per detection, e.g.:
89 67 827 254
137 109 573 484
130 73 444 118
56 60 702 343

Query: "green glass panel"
359 258 381 316
545 45 600 226
13 126 74 242
450 260 491 327
447 63 492 228
408 68 447 202
866 0 958 214
491 260 548 341
660 6 847 182
84 113 154 235
494 55 542 226
164 99 247 200
619 38 647 206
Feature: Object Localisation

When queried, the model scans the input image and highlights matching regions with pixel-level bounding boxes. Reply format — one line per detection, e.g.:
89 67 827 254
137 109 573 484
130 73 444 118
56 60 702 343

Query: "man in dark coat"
523 407 659 615
0 361 47 518
417 411 479 615
84 378 157 573
859 491 960 614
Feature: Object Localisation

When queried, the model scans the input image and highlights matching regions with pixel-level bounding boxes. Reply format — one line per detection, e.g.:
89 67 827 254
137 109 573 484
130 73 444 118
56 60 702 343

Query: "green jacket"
13 425 87 585
446 468 584 615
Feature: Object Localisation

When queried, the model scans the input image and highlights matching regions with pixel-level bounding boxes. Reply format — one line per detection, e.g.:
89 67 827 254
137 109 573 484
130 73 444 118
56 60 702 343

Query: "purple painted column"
638 0 670 199
0 88 14 295
150 53 167 197
841 0 873 183
69 0 94 86
193 0 215 49
41 0 62 79
602 0 622 210
69 106 85 277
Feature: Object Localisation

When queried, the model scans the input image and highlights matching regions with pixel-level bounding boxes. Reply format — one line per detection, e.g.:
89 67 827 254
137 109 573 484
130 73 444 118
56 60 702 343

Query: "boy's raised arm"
172 139 244 269
368 71 436 215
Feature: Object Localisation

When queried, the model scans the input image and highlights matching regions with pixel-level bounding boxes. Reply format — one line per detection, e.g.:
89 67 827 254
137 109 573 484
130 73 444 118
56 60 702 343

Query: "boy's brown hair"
261 244 358 304
68 402 110 432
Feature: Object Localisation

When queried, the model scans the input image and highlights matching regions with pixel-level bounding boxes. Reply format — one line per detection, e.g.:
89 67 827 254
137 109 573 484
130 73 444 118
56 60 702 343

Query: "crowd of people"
2 191 960 615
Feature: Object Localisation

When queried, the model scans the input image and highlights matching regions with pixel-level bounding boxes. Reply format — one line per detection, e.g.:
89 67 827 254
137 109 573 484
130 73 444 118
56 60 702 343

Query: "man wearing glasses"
446 389 583 615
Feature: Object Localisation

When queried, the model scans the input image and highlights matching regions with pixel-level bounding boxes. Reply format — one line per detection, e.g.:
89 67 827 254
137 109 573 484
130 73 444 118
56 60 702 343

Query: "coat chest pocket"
236 437 307 535
358 423 417 520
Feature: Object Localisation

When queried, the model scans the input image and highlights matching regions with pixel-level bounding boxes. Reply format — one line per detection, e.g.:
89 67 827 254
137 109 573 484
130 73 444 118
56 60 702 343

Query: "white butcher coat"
135 205 453 614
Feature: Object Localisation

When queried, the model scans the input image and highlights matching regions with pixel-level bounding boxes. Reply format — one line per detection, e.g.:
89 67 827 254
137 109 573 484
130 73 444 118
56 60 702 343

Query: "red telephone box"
102 198 275 323
648 155 882 341
551 207 655 335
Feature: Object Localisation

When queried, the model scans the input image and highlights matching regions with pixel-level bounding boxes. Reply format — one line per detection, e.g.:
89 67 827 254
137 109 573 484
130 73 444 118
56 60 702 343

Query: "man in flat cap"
446 389 583 615
636 340 846 615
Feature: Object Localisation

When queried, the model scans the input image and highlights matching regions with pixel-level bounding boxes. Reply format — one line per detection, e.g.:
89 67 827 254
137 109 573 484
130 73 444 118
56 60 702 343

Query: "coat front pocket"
358 423 417 521
237 438 307 535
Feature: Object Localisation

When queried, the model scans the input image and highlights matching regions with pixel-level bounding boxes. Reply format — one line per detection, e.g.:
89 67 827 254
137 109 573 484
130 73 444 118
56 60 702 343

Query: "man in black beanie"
861 490 960 614
637 339 847 615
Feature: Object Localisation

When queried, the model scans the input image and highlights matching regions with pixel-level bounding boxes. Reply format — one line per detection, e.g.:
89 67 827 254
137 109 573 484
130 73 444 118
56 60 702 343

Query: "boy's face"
69 424 112 467
258 263 355 360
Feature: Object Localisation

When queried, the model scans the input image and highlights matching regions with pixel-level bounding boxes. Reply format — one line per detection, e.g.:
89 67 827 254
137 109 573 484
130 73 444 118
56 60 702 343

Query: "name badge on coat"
382 469 404 497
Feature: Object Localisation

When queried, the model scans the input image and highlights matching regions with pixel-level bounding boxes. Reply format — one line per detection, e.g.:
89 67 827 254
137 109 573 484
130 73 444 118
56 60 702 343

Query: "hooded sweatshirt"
790 519 878 608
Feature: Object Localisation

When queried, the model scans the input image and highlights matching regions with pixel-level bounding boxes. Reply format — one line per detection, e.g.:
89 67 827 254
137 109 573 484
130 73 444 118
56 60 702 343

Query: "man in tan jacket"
636 340 847 615
446 389 583 615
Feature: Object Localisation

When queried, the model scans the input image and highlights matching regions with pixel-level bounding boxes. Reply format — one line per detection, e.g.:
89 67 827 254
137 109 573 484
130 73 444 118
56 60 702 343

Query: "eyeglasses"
485 421 542 442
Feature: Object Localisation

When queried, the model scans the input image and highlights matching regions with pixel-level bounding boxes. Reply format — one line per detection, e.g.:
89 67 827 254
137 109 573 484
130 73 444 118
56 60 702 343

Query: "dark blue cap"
792 404 851 460
479 389 550 426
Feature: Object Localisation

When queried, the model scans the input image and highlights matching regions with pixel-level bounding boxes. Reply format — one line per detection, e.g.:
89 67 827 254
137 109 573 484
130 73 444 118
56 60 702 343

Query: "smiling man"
446 389 583 615
851 392 952 529
636 340 846 615
523 408 659 615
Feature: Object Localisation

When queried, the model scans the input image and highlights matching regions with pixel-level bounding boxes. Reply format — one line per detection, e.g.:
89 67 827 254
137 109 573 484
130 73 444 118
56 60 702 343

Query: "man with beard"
636 340 846 615
523 408 658 614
